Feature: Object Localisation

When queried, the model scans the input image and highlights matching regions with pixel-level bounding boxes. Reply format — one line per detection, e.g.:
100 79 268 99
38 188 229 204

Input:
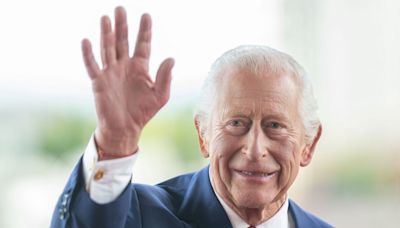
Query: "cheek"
209 132 242 184
270 134 302 162
270 138 302 185
209 131 240 160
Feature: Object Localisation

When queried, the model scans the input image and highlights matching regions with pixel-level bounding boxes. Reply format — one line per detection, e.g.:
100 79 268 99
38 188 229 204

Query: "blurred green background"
0 0 399 227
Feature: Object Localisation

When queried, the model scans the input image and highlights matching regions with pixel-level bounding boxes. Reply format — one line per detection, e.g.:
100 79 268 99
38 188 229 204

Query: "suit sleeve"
50 158 141 228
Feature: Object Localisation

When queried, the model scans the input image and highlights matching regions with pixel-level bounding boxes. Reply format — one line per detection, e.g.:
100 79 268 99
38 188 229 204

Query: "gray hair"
194 45 320 143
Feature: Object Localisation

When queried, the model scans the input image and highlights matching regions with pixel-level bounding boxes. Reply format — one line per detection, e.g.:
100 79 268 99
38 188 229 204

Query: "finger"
82 39 101 80
100 16 116 67
133 13 152 65
115 6 129 59
155 58 175 104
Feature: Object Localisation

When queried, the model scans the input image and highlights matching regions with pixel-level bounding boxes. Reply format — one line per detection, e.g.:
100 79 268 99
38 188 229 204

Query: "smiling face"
196 68 321 220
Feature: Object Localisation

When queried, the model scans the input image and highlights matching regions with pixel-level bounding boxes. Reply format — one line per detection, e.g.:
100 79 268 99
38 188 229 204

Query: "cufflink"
94 169 105 181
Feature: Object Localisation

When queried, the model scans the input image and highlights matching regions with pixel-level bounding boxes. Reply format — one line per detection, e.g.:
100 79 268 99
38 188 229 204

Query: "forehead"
216 69 300 116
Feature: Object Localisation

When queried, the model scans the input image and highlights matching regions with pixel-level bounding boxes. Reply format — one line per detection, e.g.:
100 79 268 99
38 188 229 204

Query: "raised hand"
81 7 174 159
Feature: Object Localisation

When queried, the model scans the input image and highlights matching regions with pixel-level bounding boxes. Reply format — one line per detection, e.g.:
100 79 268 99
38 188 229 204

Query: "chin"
233 189 278 209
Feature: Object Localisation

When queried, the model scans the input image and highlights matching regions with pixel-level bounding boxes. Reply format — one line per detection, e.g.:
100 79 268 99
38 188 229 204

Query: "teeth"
240 171 273 177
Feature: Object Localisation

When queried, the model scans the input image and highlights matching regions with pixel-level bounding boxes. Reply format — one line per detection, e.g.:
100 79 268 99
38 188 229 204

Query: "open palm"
81 7 174 158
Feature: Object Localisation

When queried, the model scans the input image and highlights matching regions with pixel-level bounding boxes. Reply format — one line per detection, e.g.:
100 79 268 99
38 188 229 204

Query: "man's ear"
300 124 322 167
194 117 209 158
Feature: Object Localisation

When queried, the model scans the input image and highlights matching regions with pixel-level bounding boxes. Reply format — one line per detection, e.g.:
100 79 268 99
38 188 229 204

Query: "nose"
242 125 268 161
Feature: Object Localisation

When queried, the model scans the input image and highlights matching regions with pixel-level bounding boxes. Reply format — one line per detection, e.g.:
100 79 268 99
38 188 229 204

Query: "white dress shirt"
82 135 294 227
82 136 137 204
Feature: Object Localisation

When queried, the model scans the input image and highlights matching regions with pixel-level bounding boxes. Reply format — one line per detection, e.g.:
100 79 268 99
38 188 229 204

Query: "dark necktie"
248 226 256 228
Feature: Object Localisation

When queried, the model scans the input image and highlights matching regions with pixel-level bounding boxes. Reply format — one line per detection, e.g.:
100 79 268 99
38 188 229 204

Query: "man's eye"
268 122 281 129
229 120 244 127
225 119 249 135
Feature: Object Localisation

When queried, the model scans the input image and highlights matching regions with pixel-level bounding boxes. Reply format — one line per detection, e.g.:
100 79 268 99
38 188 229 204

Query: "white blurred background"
0 0 399 227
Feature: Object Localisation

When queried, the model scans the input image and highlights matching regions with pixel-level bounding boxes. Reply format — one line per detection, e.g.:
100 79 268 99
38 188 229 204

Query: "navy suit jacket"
51 159 332 228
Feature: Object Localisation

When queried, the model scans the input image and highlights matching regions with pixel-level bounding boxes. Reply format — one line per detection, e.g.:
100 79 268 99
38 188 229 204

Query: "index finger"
133 13 152 61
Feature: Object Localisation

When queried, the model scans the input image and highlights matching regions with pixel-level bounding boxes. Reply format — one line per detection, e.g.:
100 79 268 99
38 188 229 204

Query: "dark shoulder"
131 171 197 210
289 199 333 228
157 171 197 191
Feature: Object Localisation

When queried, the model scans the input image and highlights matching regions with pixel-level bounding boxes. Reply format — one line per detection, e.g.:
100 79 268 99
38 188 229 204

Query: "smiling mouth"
236 170 278 178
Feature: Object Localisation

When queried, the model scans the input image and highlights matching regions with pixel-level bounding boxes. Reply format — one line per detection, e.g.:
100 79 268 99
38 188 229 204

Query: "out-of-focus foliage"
36 113 95 159
142 104 202 164
32 104 201 163
319 151 400 197
332 157 387 195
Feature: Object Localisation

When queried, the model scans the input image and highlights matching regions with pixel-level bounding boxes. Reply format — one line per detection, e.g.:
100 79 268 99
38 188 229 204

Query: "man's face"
199 68 318 211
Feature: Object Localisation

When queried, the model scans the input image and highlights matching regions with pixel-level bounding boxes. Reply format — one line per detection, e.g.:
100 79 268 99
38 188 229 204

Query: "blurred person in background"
51 6 332 228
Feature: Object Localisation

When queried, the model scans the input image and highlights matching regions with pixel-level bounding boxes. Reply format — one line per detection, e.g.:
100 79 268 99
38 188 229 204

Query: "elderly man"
51 6 332 228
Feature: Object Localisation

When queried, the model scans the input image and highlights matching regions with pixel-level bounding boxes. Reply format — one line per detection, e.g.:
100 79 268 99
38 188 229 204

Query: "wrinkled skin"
81 7 174 159
195 68 322 226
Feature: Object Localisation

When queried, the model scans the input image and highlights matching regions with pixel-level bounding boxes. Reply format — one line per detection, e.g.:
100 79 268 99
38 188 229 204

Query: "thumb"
155 58 175 104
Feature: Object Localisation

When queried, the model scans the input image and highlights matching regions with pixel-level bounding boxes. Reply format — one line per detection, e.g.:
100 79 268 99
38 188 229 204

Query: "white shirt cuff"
82 135 137 204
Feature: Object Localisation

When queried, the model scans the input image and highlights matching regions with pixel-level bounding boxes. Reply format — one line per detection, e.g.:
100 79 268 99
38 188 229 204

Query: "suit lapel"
289 199 314 228
178 166 232 228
